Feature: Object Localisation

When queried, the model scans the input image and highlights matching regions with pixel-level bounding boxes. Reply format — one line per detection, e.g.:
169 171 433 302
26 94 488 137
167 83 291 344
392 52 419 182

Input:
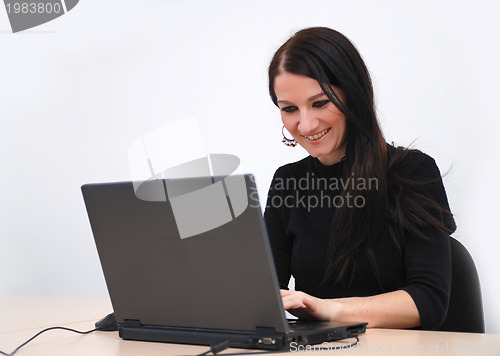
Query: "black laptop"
81 174 367 350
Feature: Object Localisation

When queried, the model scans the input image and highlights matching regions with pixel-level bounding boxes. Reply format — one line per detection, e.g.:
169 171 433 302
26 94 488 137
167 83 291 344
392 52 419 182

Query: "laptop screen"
82 175 289 333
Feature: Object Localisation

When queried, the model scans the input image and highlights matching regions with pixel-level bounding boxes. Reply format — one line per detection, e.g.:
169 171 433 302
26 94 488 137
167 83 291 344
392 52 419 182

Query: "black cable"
0 326 98 356
332 335 359 350
196 340 231 356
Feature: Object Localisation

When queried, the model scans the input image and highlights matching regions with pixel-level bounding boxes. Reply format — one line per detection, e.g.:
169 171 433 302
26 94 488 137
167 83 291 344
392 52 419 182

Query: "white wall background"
1 0 499 333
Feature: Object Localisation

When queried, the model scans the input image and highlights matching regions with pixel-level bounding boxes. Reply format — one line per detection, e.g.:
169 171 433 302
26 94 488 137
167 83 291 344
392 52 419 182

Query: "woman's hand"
280 289 421 328
280 289 340 321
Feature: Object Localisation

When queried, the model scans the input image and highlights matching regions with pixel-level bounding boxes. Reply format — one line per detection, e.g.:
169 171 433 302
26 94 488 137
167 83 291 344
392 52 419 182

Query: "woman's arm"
281 289 421 328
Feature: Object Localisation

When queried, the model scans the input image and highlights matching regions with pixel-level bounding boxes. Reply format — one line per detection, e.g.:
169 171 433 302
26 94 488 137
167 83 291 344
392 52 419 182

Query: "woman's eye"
281 106 297 113
312 100 330 108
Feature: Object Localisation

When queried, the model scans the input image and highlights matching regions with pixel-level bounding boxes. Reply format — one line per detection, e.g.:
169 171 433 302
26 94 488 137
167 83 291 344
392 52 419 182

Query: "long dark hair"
268 27 454 286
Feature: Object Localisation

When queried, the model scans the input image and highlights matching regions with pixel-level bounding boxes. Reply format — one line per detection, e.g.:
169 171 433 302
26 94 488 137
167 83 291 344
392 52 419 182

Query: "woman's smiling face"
274 72 347 165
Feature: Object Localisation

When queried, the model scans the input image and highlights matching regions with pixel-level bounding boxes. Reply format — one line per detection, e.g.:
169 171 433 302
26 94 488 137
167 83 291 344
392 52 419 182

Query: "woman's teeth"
304 128 330 140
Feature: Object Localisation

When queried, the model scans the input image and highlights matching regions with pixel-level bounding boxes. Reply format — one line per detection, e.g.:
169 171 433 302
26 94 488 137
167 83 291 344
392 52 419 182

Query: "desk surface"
0 294 499 355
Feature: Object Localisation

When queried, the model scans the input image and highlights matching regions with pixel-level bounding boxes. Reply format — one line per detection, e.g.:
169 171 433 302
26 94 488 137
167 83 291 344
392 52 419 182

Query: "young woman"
264 27 456 330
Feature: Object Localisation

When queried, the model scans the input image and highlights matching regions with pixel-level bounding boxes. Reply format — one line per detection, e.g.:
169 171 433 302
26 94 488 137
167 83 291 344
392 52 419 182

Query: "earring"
282 126 297 147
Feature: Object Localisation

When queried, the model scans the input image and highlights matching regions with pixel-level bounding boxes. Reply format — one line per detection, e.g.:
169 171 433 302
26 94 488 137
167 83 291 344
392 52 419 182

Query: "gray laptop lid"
82 174 289 334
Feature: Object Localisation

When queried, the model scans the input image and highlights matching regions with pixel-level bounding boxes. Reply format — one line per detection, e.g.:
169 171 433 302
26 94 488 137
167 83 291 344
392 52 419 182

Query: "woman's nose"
298 110 319 135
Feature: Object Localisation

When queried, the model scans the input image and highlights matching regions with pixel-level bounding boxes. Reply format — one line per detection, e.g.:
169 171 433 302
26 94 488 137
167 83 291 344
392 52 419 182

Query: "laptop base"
119 320 367 350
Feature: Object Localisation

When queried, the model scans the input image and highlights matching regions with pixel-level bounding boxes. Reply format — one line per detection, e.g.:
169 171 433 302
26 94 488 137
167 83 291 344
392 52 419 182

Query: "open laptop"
81 174 367 350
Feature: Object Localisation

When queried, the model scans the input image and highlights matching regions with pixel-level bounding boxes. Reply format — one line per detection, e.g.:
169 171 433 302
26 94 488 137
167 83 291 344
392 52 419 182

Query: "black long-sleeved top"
263 150 456 330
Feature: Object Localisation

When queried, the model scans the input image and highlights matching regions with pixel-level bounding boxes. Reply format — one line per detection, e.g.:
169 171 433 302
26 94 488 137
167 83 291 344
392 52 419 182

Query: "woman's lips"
302 128 331 142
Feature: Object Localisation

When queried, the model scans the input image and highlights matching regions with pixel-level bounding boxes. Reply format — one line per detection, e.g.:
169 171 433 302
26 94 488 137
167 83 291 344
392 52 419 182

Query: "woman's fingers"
280 289 292 297
281 291 316 314
281 291 306 309
280 290 332 321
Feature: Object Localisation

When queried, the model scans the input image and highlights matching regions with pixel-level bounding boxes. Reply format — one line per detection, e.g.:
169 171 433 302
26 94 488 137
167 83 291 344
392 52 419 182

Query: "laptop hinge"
123 319 142 328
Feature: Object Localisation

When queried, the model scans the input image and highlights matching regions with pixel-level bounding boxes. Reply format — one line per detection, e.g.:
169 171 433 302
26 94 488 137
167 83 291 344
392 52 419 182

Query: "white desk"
1 295 499 355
